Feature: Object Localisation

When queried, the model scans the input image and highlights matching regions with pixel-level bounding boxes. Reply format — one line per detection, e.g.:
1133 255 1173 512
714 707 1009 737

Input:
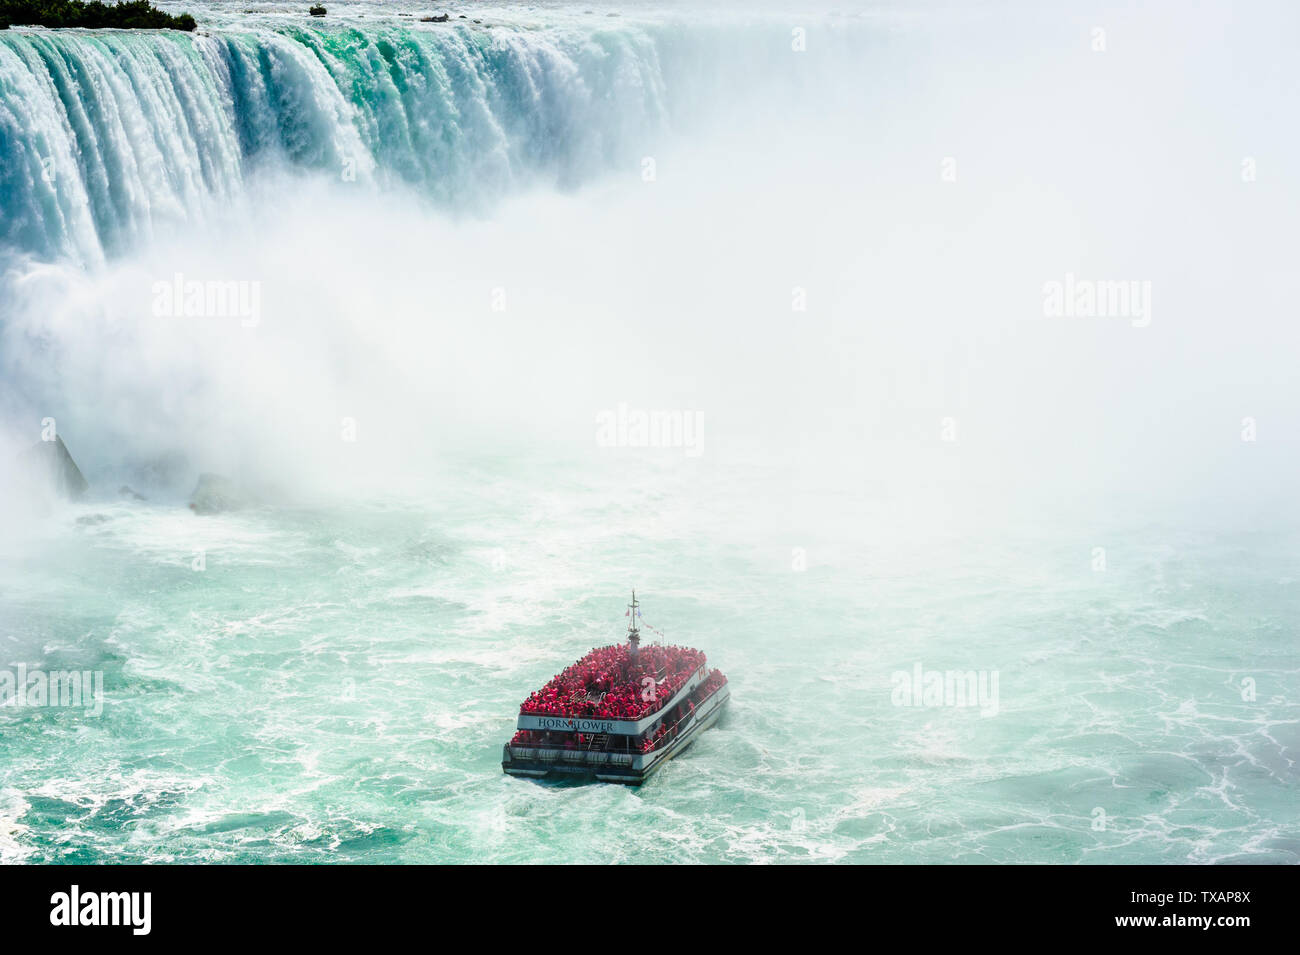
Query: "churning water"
0 1 1297 863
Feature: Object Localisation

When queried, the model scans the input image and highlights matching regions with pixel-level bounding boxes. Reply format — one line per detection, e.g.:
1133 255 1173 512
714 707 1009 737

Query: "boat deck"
502 682 729 785
501 592 728 785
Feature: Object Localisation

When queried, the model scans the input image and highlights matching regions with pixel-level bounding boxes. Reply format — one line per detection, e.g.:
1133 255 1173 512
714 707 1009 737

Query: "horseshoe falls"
0 1 1298 866
0 17 742 265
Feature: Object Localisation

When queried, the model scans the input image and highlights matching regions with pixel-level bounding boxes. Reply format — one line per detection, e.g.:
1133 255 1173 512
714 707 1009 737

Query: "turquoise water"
2 461 1297 864
1 2 1298 864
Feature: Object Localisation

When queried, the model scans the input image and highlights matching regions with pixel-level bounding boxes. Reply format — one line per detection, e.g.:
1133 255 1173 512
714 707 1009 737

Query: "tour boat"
502 591 729 785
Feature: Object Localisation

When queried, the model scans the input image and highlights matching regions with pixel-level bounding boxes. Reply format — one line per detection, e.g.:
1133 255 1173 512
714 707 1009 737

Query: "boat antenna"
627 589 640 659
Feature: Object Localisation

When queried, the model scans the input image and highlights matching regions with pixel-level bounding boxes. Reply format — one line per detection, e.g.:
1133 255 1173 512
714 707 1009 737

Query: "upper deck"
517 642 708 736
517 663 711 736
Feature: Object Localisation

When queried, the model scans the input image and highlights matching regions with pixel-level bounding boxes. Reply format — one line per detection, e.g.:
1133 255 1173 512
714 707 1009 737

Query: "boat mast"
627 589 640 659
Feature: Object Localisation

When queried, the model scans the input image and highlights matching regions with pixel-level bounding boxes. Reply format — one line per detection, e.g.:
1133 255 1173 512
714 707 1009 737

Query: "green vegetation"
0 0 197 31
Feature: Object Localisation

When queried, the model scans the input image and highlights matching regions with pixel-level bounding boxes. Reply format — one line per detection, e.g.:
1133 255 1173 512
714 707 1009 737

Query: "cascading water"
0 20 718 265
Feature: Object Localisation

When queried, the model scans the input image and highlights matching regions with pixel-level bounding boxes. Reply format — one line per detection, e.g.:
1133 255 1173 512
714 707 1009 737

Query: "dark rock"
21 435 88 500
189 474 244 515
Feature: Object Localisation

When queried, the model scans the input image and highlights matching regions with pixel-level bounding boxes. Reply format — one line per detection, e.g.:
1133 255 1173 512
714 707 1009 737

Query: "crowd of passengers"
518 644 707 720
510 669 729 754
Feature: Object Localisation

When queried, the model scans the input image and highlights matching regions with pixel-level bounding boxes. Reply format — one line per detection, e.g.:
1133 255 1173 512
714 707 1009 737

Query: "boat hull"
502 685 729 785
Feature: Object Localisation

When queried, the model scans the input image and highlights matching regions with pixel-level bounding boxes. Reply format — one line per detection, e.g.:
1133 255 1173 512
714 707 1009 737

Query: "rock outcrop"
21 435 89 500
188 473 244 514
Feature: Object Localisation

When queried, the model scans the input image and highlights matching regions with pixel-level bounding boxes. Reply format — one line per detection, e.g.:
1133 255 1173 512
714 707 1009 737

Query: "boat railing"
506 747 636 767
508 679 728 761
632 679 729 754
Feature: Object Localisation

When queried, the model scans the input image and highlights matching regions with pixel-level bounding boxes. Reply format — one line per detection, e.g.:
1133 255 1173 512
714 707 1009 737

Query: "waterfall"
0 12 868 482
0 22 694 265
